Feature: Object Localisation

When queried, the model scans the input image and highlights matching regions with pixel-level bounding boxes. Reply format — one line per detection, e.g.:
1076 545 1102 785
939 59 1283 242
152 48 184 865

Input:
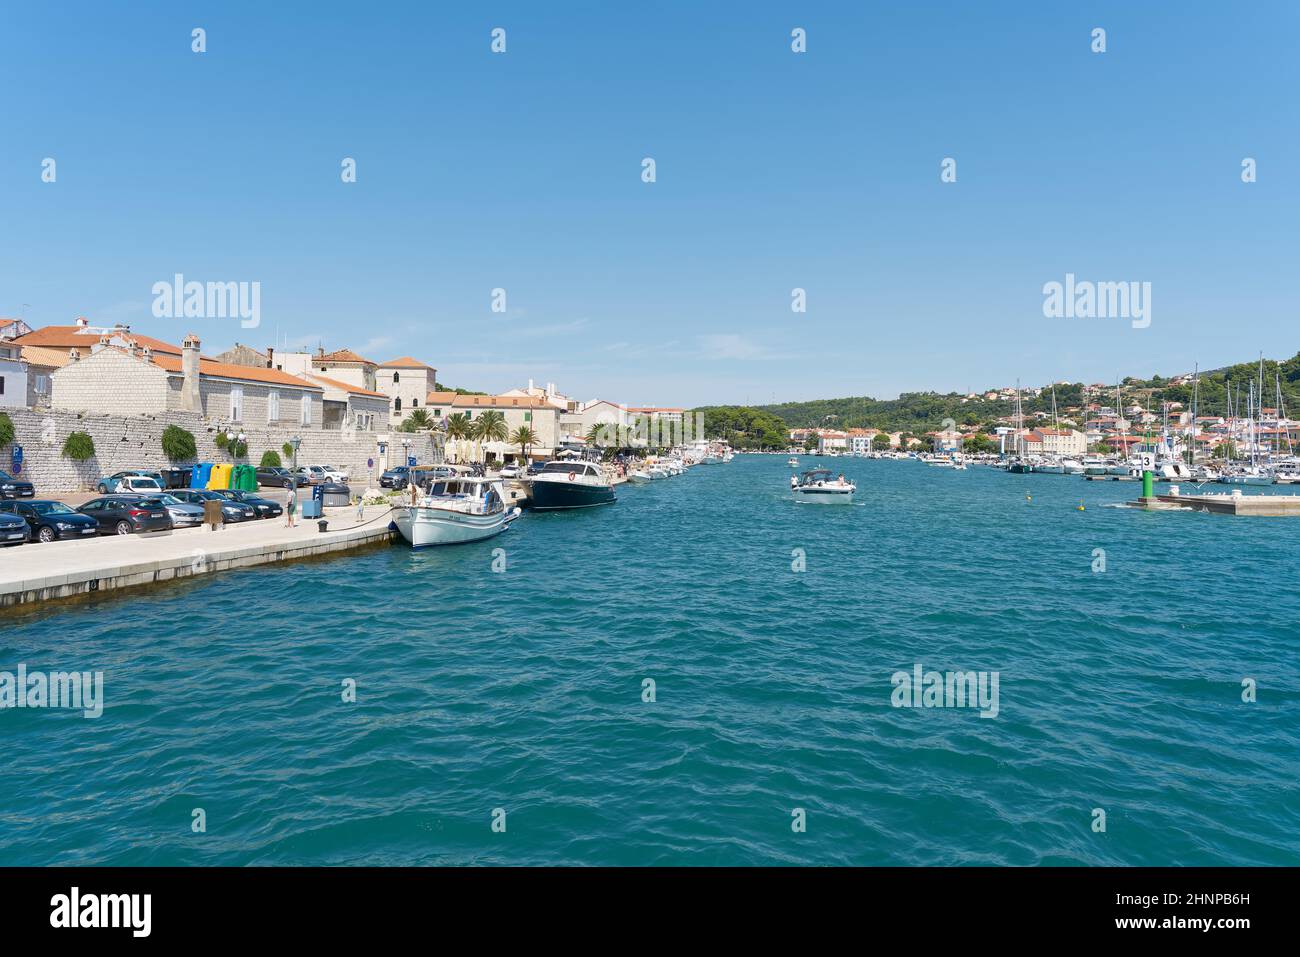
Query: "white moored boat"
791 468 856 504
393 475 520 548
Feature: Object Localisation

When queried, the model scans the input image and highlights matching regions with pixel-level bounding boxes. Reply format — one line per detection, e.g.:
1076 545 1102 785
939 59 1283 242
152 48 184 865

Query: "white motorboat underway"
791 468 856 504
627 469 652 484
788 457 799 468
393 475 520 548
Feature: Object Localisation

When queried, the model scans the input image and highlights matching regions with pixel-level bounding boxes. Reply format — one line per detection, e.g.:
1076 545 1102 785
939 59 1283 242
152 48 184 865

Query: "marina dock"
1132 490 1300 516
0 506 397 609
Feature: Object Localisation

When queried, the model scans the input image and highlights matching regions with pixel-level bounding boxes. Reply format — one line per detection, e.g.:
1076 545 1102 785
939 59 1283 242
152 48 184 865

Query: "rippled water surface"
3 456 1298 865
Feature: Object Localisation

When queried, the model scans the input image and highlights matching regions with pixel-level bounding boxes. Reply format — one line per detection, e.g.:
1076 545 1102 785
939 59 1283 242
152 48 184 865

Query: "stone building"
50 333 326 428
377 356 438 422
446 394 563 463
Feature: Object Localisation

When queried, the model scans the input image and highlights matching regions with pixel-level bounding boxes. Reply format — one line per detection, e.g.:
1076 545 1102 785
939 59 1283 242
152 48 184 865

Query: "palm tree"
510 425 538 463
403 408 435 432
445 412 471 463
470 410 508 463
585 423 607 448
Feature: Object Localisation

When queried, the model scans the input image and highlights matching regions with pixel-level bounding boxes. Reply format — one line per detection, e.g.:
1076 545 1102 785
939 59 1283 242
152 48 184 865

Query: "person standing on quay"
285 481 297 528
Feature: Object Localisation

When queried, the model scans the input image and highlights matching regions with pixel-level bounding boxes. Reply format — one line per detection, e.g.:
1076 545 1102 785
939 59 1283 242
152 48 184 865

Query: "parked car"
167 489 257 522
498 464 521 479
77 495 171 535
291 466 328 485
213 489 282 519
95 470 165 493
317 464 349 483
0 469 35 499
256 466 296 489
0 508 29 545
0 500 100 542
380 465 410 489
152 493 205 528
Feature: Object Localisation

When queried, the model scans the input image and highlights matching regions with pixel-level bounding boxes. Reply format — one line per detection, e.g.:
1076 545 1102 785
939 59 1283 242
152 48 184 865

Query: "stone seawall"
0 408 441 493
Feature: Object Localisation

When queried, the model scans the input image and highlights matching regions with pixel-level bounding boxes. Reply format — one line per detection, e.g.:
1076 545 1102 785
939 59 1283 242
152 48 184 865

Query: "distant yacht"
791 468 856 504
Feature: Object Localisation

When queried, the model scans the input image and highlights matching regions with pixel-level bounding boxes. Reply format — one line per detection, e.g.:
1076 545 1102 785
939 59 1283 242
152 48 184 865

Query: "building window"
301 395 312 426
524 411 531 422
0 376 5 395
230 386 243 422
268 390 280 422
394 397 402 412
413 397 419 407
393 372 400 383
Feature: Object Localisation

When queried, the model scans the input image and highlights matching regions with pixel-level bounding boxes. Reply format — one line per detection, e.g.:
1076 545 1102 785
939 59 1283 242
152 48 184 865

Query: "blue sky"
2 1 1296 406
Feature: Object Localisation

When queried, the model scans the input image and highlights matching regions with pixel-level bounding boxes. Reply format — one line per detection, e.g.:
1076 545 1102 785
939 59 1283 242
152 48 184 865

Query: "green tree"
871 433 892 451
259 449 282 467
401 408 435 432
510 425 538 461
62 431 95 461
161 424 197 461
0 412 14 448
445 413 471 440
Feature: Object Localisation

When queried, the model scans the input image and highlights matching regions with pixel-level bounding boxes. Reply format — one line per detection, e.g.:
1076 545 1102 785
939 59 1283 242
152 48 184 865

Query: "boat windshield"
801 470 834 483
541 462 595 476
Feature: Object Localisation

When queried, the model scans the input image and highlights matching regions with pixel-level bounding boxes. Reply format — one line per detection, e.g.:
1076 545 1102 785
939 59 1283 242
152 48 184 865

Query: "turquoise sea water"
2 455 1298 866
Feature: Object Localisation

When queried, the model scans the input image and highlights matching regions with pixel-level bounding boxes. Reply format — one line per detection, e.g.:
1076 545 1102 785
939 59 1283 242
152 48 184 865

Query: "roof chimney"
75 316 89 329
181 333 201 412
69 348 80 362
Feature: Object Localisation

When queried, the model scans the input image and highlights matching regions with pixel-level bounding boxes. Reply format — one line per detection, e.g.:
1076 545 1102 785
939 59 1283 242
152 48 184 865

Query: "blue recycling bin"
299 484 323 519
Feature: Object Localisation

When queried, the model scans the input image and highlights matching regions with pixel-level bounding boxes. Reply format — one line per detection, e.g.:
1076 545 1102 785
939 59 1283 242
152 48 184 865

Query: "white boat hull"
793 487 856 504
393 505 517 547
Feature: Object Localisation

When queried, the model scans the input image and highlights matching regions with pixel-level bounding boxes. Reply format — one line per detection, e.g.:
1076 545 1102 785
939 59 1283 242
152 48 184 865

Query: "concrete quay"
1132 491 1300 516
0 506 397 609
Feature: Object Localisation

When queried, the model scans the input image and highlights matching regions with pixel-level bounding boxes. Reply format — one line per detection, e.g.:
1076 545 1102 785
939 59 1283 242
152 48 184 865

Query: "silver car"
154 493 205 528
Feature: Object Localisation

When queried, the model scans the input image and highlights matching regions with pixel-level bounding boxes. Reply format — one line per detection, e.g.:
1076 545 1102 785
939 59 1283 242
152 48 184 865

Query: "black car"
379 465 409 489
0 508 28 545
214 489 282 519
168 488 258 522
76 495 171 535
0 469 35 499
0 499 99 543
256 466 296 489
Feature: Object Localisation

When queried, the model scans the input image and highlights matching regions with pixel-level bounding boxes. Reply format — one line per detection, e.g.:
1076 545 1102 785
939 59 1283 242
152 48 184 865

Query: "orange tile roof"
17 345 75 370
14 324 183 355
379 356 433 369
315 349 375 365
425 391 458 405
150 352 323 390
302 372 387 399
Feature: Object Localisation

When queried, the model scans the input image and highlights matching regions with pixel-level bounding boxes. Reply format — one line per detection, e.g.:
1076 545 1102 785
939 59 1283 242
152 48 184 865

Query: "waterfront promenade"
0 505 396 609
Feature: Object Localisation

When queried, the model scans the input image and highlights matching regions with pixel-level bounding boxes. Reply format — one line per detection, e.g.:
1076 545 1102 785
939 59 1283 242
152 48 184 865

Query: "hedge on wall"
259 449 282 467
62 431 96 461
0 412 14 448
161 424 197 462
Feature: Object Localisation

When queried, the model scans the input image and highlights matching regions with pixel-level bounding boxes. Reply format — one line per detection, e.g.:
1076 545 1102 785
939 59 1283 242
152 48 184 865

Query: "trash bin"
300 484 323 519
321 482 351 508
239 465 258 491
160 466 191 489
202 498 224 529
208 463 232 490
191 463 213 489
